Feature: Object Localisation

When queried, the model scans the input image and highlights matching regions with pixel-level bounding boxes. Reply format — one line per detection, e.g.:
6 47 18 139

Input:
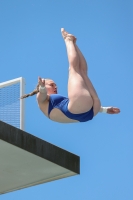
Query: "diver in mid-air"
21 28 120 123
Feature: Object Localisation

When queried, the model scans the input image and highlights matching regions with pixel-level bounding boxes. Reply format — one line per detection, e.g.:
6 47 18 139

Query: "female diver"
21 28 120 123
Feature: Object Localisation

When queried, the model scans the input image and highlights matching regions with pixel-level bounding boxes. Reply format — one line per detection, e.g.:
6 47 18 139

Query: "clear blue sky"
0 0 133 199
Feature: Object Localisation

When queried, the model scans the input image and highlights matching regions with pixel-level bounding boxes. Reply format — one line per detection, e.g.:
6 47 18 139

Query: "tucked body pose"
21 28 120 123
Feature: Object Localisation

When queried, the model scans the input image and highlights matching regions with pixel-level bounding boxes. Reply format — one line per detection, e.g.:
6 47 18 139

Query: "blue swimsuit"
48 94 94 122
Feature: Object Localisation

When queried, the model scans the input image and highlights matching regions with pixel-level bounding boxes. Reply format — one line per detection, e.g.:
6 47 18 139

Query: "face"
43 79 57 95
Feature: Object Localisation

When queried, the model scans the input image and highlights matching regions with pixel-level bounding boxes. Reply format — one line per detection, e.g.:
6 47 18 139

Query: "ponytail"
20 83 39 99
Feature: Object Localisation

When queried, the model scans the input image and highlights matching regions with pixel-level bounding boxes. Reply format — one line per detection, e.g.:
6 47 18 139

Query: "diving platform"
0 121 80 194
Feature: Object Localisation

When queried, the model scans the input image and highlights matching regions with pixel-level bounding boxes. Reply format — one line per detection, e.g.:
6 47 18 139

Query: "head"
20 78 57 99
43 79 57 95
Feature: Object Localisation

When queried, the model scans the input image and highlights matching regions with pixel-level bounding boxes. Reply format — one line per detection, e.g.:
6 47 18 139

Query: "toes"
61 28 77 42
61 28 68 38
61 28 64 32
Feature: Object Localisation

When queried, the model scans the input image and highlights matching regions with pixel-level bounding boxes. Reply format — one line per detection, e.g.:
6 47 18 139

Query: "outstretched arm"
37 77 48 104
99 106 120 114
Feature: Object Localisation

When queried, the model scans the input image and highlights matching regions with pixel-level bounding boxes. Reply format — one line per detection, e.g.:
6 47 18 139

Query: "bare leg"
61 29 99 100
74 44 98 98
74 44 101 116
61 28 93 114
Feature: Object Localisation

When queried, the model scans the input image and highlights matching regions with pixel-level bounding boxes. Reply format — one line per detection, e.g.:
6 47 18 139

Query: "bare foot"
61 28 77 43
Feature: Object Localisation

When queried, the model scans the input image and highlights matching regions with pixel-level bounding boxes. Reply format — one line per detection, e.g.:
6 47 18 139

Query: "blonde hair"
20 83 39 99
20 78 52 99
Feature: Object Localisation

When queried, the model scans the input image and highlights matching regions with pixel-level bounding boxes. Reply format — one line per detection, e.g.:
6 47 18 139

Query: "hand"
107 107 120 114
38 77 45 87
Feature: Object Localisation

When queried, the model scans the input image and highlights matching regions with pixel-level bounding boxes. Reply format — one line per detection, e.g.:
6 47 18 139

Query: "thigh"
67 67 93 114
81 71 101 116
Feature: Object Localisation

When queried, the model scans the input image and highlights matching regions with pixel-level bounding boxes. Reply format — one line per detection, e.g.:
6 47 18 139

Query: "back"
37 94 78 123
